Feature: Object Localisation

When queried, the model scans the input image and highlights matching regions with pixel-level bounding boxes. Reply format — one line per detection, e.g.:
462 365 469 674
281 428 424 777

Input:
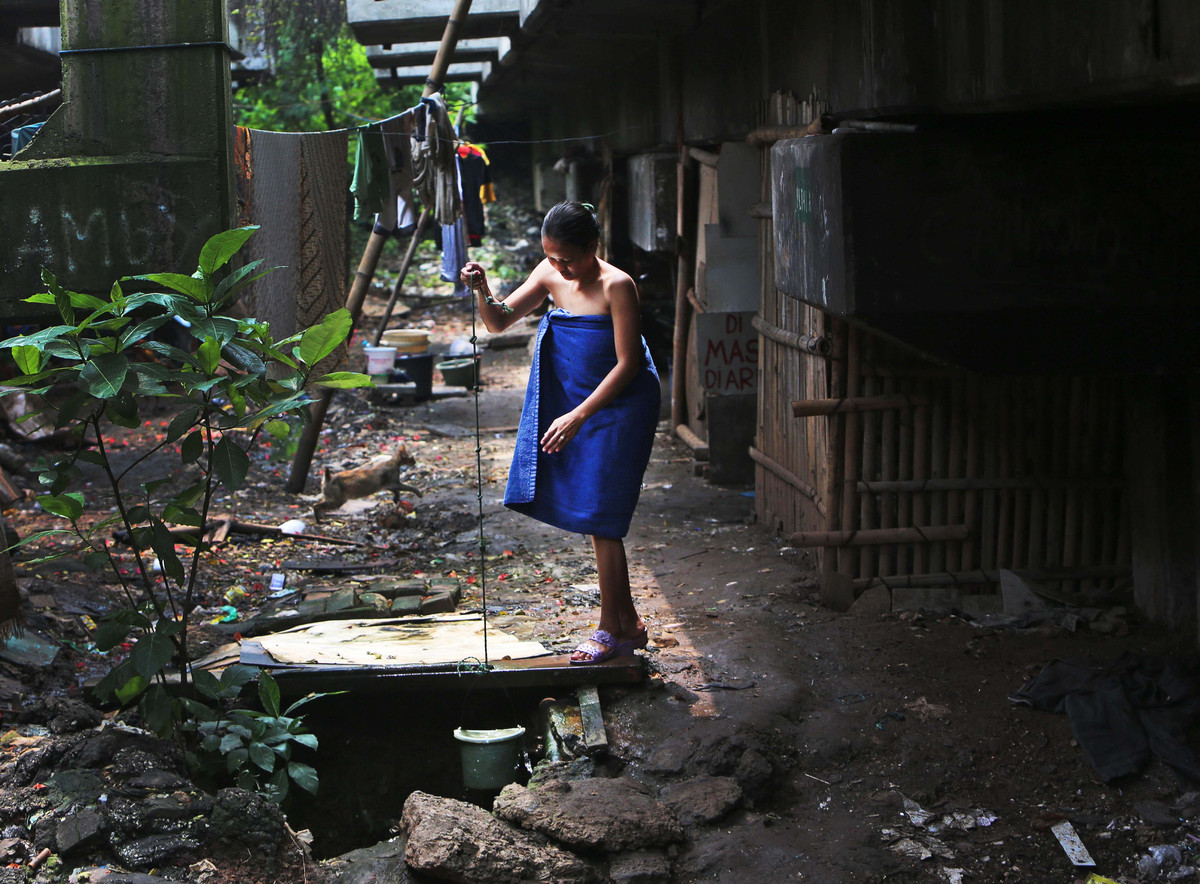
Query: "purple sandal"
569 628 649 665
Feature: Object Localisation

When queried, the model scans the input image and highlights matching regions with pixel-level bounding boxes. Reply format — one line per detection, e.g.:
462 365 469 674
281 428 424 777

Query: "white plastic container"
363 345 397 377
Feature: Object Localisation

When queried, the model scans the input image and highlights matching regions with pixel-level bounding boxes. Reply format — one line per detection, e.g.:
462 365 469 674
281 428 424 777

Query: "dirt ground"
1 213 1198 882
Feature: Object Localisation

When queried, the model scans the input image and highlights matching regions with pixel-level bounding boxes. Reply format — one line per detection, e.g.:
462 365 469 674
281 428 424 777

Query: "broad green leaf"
141 339 199 367
257 670 281 718
191 669 224 701
219 732 245 753
225 747 249 774
249 742 276 772
184 315 239 345
161 504 202 527
0 324 75 349
298 309 351 367
82 550 109 572
212 435 249 491
119 316 171 349
107 391 141 427
94 618 132 651
94 659 134 702
137 272 210 301
198 339 221 376
115 673 149 705
74 449 105 467
265 768 289 803
166 406 201 443
180 430 203 464
283 690 344 715
131 632 175 680
265 420 290 441
221 341 265 375
12 345 40 375
125 504 152 524
141 685 176 737
54 286 72 324
212 258 269 302
39 494 84 521
220 664 258 692
289 732 318 751
288 762 319 795
150 521 186 583
199 227 258 277
126 365 169 397
154 614 183 637
313 371 374 389
180 697 216 721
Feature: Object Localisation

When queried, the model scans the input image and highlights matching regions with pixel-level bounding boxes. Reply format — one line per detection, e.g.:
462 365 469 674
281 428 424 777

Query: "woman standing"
460 201 660 664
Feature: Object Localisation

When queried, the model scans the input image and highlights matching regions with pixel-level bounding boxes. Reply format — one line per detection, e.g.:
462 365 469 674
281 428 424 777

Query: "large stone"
493 777 683 851
208 788 287 858
658 776 743 827
56 807 105 854
608 849 674 884
323 837 410 884
402 791 598 884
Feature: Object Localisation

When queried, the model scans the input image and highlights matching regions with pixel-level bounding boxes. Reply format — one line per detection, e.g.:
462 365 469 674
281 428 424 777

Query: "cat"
313 446 421 518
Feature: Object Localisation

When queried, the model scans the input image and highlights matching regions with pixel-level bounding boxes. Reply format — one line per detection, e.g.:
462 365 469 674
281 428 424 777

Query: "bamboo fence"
751 91 1130 605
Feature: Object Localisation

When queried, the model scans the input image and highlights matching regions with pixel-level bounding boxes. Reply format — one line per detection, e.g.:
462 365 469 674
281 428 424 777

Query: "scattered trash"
1085 875 1122 884
940 869 965 884
0 632 60 667
211 606 238 624
1137 844 1183 879
1051 819 1096 867
279 519 307 535
268 573 288 596
223 585 247 604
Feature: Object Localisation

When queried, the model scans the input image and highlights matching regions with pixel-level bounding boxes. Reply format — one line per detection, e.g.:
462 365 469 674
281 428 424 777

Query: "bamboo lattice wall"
752 92 1131 605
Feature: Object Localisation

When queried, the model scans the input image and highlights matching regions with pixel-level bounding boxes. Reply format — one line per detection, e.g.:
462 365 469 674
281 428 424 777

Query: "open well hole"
282 686 552 858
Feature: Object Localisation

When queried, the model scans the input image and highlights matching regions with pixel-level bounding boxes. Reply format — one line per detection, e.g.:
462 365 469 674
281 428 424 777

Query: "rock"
608 849 673 884
110 832 203 868
493 777 684 851
658 776 742 827
0 869 26 884
528 757 598 789
643 739 691 776
122 769 193 796
208 788 287 858
734 748 775 803
43 697 103 735
402 791 598 883
323 836 410 884
57 807 105 854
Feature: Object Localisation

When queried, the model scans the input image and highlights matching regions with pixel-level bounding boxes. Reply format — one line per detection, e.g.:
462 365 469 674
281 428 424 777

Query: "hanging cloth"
456 144 495 246
373 113 418 236
351 122 390 223
410 93 460 225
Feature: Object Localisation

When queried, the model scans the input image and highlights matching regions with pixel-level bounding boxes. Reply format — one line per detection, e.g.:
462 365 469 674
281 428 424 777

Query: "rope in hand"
471 270 513 314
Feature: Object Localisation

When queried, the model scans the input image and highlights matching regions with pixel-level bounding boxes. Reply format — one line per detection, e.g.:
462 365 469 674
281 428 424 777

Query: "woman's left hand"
541 410 587 453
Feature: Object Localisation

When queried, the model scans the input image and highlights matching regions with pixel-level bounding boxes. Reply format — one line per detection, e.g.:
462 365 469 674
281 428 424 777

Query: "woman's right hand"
460 261 488 291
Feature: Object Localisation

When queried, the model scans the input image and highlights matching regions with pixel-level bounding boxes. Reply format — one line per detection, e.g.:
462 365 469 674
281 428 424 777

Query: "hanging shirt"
456 144 495 246
351 122 390 222
410 93 460 225
374 113 417 236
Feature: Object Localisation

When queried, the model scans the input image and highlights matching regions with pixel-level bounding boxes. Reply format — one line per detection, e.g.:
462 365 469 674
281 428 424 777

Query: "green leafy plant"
0 226 369 799
183 665 335 802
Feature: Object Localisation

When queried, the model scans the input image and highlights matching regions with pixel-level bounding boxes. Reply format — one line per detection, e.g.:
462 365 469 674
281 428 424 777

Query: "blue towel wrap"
505 309 660 538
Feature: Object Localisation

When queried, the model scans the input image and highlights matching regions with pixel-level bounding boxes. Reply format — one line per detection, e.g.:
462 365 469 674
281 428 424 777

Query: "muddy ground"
0 210 1198 883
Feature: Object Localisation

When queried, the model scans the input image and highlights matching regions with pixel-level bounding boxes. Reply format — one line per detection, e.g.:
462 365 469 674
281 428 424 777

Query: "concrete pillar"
0 0 235 311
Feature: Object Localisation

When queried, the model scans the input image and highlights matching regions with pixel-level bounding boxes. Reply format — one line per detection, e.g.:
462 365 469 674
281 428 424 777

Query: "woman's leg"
570 535 645 662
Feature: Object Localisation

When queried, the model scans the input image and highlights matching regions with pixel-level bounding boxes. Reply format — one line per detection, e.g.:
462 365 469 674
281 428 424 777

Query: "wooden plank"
853 565 1132 592
675 423 710 460
749 445 822 512
577 685 608 754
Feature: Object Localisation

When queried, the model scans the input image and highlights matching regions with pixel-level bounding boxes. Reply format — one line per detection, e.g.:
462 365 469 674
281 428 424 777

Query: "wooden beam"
577 685 607 754
675 423 710 461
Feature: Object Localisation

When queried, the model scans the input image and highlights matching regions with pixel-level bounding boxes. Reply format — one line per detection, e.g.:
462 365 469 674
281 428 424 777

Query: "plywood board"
256 614 550 667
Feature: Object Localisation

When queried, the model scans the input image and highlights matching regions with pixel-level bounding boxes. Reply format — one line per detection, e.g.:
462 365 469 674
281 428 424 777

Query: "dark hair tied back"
541 201 600 249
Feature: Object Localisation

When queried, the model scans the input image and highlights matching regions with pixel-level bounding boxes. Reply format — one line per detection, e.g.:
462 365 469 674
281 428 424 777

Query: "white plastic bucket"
363 345 397 378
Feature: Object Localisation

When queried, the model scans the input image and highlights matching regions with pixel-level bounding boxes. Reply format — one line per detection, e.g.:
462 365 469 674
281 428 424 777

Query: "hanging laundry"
410 93 460 225
457 143 496 246
351 122 390 223
441 217 469 295
238 128 349 371
374 113 418 237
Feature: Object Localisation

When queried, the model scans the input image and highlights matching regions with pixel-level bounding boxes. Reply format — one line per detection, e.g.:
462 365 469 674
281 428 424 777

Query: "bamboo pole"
996 379 1014 568
946 375 965 573
745 119 824 146
878 369 897 577
979 378 997 570
929 381 947 574
1011 378 1028 568
857 476 1121 493
961 375 980 571
859 334 879 579
912 377 929 573
749 445 823 513
793 394 927 417
789 524 969 548
675 423 709 460
896 368 914 575
751 314 831 355
819 320 848 603
287 0 475 494
853 565 1132 592
671 153 697 436
838 327 862 580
